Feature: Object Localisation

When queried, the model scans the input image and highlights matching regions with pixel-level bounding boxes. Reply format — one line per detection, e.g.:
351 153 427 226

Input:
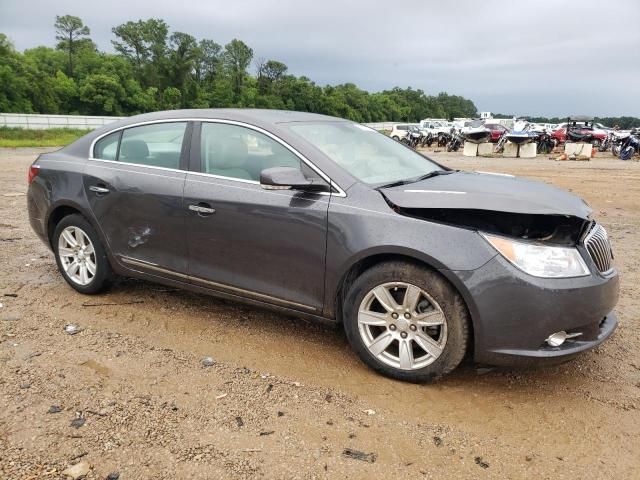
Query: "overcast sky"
2 0 639 117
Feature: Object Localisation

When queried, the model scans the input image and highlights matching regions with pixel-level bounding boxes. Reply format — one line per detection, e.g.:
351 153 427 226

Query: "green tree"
161 86 181 109
223 39 253 101
167 32 197 103
79 73 126 115
112 18 169 88
54 15 92 78
194 39 222 84
0 34 32 112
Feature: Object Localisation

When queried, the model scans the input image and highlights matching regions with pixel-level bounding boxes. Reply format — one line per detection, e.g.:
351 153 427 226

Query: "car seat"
120 139 149 163
205 137 253 180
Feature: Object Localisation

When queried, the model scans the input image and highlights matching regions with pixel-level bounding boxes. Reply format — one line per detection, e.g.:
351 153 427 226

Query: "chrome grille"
584 223 613 274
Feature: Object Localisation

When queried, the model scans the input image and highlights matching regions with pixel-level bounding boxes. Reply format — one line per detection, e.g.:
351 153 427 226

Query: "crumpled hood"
381 171 592 219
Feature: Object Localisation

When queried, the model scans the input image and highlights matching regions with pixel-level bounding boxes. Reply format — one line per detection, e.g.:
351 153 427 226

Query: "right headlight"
481 233 590 278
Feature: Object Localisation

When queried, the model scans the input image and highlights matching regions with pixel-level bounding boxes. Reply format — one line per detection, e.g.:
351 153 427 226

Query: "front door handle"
89 185 110 194
188 204 216 215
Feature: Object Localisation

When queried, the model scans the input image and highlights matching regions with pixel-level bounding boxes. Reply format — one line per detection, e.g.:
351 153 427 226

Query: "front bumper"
449 254 620 367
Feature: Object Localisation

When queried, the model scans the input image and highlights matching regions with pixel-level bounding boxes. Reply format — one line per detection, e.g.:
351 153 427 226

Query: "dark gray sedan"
27 109 619 382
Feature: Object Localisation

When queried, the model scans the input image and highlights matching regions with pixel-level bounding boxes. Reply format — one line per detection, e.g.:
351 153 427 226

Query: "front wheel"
53 214 112 294
343 262 470 383
620 146 635 161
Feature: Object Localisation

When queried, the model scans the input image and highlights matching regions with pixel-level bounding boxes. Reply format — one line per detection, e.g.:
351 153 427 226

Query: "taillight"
28 165 40 184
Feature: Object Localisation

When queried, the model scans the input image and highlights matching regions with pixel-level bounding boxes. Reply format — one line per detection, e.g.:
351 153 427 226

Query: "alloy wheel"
357 282 448 370
58 226 97 286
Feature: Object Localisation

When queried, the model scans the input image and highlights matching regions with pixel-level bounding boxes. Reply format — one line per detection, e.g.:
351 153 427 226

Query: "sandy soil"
1 147 639 479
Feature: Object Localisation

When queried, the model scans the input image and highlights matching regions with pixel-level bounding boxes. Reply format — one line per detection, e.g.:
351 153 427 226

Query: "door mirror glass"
260 167 330 193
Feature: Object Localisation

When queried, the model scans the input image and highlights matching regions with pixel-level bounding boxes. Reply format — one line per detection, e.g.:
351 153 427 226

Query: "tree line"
0 15 478 122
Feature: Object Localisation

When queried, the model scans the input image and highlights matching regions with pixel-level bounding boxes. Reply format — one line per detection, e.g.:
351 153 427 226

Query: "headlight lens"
481 233 590 278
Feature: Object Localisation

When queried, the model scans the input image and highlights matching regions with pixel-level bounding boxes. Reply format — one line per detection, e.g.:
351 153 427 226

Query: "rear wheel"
343 262 470 382
53 214 112 294
612 144 621 157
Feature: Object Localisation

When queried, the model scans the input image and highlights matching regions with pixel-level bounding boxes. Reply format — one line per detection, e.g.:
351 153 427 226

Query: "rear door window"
119 122 187 169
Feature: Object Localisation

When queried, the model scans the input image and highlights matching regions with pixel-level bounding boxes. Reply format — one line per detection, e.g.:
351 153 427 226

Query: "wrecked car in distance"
27 109 619 382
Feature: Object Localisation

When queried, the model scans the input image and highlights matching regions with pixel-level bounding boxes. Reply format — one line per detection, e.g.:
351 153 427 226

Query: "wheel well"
334 253 475 354
47 206 82 247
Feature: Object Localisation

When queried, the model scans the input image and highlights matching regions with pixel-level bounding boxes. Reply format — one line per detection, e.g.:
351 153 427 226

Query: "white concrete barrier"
477 142 494 156
0 113 124 130
519 143 537 158
0 114 394 132
463 141 478 157
564 142 593 157
503 142 519 158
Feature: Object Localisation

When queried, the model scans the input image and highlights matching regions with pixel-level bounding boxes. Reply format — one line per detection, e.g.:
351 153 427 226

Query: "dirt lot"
1 147 639 479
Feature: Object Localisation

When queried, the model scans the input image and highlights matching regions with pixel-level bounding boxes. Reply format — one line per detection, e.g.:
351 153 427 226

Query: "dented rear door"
84 121 191 275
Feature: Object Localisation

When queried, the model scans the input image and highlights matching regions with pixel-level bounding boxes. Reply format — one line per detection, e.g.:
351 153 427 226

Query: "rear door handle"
188 204 216 215
89 185 110 194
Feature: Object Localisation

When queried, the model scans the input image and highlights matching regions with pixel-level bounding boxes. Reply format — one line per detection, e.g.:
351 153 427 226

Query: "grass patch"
0 127 91 147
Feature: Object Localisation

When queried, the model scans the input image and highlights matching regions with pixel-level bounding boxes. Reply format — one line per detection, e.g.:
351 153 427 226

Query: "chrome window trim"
88 117 347 197
120 256 317 312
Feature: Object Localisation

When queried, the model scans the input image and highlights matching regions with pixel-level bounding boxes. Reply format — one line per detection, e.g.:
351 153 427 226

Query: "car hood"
380 171 592 219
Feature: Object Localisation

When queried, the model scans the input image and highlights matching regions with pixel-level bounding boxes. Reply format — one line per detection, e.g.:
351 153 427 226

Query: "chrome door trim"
120 256 190 280
120 256 318 312
87 117 347 197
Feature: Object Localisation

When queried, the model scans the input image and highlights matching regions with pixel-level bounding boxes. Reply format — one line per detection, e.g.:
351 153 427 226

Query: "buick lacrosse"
27 109 619 382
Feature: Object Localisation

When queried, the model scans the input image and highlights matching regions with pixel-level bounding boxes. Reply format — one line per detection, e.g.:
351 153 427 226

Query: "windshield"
288 122 442 185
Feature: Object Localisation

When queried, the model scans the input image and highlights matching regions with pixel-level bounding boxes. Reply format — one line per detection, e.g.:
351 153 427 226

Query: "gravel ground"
0 147 639 479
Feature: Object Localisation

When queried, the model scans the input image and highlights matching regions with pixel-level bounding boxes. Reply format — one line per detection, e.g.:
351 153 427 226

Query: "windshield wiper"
377 169 456 189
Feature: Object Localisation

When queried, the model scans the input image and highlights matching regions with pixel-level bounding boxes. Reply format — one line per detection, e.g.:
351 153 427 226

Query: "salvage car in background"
27 109 619 382
484 123 509 142
389 123 411 141
552 118 607 147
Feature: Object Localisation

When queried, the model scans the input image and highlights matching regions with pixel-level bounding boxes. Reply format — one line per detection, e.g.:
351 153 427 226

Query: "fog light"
546 331 567 347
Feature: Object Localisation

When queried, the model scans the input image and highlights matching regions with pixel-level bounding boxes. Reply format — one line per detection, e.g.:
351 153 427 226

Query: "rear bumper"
449 254 620 367
27 182 50 247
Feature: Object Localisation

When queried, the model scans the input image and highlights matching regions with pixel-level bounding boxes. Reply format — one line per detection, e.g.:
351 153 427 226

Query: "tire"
392 136 400 141
53 214 112 294
591 139 601 149
620 146 634 161
612 144 621 157
342 261 470 383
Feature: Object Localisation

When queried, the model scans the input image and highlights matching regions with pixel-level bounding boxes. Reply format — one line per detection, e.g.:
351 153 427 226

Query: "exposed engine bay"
390 206 589 246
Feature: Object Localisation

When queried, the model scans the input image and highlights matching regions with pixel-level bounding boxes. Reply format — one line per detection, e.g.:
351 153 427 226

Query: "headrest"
208 138 248 169
120 139 149 160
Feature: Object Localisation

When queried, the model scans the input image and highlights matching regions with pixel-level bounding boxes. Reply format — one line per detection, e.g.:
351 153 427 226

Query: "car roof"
119 108 342 126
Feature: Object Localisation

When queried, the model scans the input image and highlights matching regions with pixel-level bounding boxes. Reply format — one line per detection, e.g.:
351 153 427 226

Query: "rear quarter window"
93 132 120 160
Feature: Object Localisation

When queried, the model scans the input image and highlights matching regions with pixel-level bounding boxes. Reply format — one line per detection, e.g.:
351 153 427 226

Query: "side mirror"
260 167 330 193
